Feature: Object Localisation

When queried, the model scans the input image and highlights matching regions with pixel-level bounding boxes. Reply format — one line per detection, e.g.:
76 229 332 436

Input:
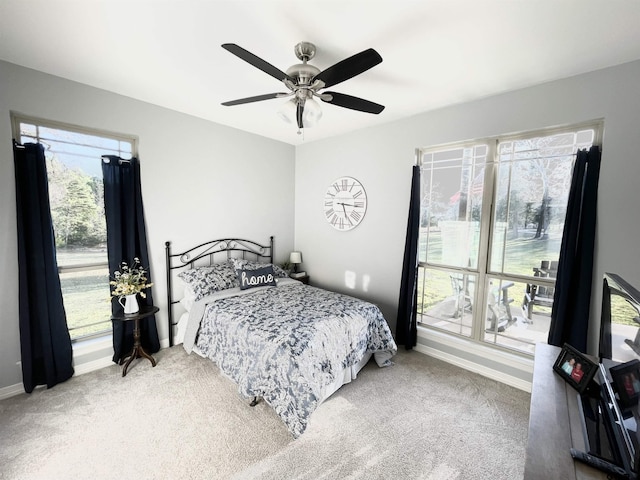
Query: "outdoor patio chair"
522 260 557 321
450 274 473 319
487 280 515 332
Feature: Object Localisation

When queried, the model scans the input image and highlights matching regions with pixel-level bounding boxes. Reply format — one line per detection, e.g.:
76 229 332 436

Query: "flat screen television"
599 273 640 363
578 272 640 478
578 363 639 477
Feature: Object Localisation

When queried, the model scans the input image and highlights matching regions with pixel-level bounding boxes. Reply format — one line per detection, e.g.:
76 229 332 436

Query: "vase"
118 294 139 315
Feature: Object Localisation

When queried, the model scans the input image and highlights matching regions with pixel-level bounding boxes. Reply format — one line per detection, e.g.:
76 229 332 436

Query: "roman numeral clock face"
324 176 367 231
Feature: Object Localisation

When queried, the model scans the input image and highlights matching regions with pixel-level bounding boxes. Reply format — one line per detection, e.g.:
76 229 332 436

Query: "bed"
165 237 397 437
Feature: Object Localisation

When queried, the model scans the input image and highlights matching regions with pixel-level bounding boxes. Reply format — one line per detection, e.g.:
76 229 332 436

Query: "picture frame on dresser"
552 343 599 394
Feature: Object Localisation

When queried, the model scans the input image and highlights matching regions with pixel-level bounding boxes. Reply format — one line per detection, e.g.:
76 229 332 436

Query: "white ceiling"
2 1 640 146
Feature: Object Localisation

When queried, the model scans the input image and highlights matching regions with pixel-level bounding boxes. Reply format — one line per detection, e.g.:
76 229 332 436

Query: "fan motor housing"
286 63 320 86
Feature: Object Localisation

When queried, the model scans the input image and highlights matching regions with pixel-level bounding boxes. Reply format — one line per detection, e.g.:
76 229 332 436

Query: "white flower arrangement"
110 258 153 298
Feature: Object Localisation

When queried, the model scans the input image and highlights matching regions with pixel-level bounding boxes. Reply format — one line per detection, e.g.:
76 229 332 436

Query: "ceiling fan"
221 42 385 133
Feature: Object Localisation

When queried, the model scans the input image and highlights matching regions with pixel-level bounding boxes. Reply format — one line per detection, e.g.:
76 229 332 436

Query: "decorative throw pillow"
178 261 238 300
237 265 277 290
231 258 288 278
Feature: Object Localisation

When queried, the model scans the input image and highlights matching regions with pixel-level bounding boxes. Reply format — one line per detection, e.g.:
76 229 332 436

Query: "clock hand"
337 202 354 207
340 203 353 224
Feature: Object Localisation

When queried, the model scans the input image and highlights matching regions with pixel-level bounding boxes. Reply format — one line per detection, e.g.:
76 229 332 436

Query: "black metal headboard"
165 236 274 347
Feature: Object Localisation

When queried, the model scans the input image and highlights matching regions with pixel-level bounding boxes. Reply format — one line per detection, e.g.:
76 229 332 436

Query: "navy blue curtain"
548 146 602 352
13 141 74 393
102 156 159 363
396 165 421 349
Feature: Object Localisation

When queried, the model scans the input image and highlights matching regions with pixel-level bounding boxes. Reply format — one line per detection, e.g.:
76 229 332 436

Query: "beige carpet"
0 347 530 480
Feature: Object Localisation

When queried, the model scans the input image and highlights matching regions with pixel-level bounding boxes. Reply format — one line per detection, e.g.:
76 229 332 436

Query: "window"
416 124 601 355
12 114 135 341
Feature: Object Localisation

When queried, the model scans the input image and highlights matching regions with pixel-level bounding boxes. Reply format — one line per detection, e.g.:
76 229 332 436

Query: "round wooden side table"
111 305 159 377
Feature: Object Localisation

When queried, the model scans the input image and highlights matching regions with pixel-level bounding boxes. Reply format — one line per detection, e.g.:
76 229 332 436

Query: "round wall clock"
323 176 367 231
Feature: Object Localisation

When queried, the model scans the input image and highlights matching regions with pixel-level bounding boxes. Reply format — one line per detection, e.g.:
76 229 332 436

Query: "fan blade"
313 48 382 89
296 103 304 129
221 93 289 106
322 92 385 114
222 44 295 83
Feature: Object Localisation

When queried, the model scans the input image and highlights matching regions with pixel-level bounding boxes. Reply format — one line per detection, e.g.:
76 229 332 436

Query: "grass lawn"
57 247 112 339
418 228 562 311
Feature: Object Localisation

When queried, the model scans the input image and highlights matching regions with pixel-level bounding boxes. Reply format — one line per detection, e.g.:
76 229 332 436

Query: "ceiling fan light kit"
276 96 322 127
221 41 384 134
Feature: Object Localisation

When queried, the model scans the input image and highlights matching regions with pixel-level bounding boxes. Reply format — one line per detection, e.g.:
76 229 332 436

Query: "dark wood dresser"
524 343 609 479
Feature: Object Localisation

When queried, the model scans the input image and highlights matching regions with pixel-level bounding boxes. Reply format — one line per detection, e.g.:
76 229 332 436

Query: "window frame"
11 112 138 341
417 120 603 354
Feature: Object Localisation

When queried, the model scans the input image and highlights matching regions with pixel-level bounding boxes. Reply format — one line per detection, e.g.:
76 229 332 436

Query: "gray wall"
3 57 640 392
0 60 295 391
294 59 640 383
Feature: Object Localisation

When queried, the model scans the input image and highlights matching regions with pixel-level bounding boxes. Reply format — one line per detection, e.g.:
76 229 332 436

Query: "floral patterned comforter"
189 280 397 437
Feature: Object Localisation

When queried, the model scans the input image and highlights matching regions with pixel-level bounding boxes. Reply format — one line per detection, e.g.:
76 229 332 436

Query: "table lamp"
289 251 302 273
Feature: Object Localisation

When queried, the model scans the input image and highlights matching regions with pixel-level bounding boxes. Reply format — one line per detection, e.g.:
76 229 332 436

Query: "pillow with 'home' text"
237 265 277 290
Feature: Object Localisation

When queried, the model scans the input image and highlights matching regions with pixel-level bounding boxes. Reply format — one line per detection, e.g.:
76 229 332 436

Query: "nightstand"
291 274 309 285
111 305 159 377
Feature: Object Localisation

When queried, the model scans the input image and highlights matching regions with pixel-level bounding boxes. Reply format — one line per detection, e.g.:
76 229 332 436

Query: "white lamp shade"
276 99 297 124
289 251 302 264
276 98 322 128
302 98 322 127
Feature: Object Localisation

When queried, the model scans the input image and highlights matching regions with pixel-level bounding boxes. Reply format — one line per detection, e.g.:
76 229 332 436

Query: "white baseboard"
0 355 115 401
73 356 114 376
414 328 533 393
0 382 25 400
414 343 532 393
